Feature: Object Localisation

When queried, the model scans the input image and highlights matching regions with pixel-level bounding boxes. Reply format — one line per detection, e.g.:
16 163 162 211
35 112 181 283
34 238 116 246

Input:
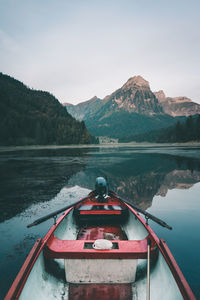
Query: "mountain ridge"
154 90 200 117
64 75 200 120
64 96 103 121
64 75 200 139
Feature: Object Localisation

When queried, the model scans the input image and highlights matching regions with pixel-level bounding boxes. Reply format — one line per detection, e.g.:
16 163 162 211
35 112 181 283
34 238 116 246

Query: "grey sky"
0 0 200 104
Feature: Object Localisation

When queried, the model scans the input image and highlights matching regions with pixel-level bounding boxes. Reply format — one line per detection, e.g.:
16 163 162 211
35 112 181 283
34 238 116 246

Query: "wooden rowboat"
5 178 196 300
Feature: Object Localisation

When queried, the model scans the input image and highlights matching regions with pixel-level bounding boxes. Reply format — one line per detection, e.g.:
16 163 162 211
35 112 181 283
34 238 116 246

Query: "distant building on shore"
98 136 118 144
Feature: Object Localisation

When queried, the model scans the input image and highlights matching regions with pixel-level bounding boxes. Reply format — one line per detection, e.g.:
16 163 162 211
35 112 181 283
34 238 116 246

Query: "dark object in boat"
95 176 109 202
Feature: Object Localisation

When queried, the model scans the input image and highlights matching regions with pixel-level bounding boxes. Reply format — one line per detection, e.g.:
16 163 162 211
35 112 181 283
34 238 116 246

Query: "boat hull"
5 191 196 300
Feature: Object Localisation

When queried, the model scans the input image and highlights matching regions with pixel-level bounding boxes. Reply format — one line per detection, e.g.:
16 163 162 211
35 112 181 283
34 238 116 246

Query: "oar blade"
27 196 89 228
109 191 172 230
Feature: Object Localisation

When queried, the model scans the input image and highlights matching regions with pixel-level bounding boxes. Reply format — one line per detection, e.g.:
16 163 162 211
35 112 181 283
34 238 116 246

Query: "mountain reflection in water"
66 151 200 210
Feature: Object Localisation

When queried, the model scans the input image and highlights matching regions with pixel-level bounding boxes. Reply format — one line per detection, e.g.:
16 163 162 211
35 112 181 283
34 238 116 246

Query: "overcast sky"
0 0 200 104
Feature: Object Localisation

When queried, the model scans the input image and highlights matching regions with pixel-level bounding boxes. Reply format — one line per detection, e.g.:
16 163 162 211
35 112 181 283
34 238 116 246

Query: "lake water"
0 145 200 299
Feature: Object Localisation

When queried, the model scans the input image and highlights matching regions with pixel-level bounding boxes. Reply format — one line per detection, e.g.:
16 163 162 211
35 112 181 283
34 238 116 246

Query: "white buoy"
93 239 113 250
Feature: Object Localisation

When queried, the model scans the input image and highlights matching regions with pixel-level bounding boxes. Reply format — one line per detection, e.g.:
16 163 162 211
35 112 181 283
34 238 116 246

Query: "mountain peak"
122 76 150 90
89 96 99 102
154 90 166 102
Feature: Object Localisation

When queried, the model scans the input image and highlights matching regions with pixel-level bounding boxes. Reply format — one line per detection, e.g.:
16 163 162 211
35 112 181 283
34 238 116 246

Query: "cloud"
0 1 200 104
0 29 24 62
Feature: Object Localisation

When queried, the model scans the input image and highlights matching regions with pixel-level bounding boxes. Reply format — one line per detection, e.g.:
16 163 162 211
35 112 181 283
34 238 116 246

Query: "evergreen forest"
0 73 97 146
119 115 200 143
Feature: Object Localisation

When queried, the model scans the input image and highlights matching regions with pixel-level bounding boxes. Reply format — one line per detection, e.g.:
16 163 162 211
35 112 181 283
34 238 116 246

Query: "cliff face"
103 76 163 115
154 90 200 117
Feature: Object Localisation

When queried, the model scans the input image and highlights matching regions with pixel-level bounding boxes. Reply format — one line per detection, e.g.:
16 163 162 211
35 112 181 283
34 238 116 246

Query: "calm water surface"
0 145 200 298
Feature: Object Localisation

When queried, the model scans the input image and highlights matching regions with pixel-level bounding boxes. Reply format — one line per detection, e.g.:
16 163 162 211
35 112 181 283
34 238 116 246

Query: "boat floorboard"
68 226 131 299
68 283 132 300
77 225 128 240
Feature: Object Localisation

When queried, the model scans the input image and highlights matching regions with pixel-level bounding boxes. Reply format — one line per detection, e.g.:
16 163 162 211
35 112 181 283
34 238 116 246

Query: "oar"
27 196 89 228
109 191 172 230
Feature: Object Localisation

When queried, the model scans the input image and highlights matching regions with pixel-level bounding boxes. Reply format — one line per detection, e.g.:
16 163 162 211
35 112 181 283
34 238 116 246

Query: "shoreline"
0 142 200 152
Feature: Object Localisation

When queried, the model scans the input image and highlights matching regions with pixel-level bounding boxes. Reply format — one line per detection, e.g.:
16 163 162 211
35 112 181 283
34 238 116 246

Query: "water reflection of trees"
0 148 90 222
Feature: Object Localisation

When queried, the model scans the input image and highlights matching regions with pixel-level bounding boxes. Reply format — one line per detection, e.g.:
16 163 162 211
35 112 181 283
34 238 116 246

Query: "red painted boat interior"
44 200 157 260
45 233 157 259
68 204 132 300
79 210 122 215
77 226 128 240
76 196 127 208
69 283 132 300
75 197 127 212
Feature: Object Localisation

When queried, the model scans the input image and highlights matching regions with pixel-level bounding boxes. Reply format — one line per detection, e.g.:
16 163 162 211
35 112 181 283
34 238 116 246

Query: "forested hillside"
0 73 96 145
119 115 200 143
85 110 186 138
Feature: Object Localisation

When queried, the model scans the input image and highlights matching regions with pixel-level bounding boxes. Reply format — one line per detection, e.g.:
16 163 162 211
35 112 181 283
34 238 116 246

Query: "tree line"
157 115 200 142
119 115 200 143
0 73 98 146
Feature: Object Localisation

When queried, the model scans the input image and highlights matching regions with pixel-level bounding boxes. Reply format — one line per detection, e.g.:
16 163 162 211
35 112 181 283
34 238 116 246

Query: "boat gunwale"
123 202 196 300
4 238 42 300
159 238 196 300
4 205 75 299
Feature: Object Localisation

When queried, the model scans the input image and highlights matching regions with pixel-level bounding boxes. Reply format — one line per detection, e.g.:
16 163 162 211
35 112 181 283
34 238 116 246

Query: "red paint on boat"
159 239 196 300
44 234 157 259
79 210 121 215
77 226 128 240
75 197 127 208
68 283 132 300
74 197 128 219
4 238 42 300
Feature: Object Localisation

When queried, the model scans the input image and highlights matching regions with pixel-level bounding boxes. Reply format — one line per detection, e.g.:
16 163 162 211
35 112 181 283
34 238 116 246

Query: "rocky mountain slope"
98 76 163 116
154 90 200 116
64 76 200 139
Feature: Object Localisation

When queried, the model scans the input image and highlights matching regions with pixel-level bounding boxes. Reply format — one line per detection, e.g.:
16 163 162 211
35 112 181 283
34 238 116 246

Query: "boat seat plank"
45 234 157 259
74 198 128 222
